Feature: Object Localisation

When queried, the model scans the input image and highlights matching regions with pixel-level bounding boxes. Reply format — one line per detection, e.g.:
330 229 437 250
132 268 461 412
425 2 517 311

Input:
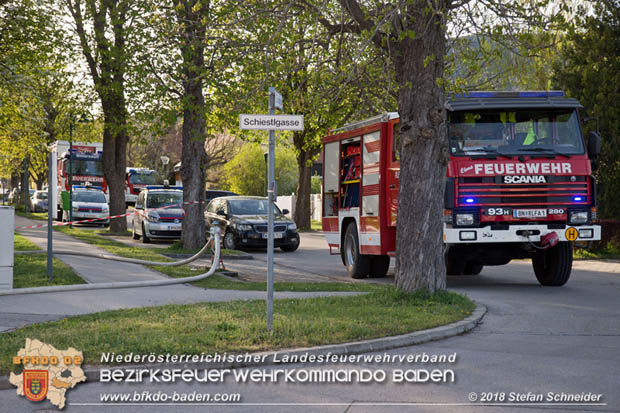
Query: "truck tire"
532 241 572 286
343 223 370 279
464 262 483 275
369 255 390 278
446 256 465 275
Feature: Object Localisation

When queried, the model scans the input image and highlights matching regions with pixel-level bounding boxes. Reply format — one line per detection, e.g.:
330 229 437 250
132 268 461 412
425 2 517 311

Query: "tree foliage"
222 143 298 197
553 0 620 219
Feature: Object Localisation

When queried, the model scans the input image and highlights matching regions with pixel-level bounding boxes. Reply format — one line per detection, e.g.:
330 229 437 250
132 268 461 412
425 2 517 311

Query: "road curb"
0 302 486 389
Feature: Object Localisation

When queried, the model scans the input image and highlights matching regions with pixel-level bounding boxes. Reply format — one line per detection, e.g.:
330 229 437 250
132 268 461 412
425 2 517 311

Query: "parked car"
132 185 184 243
31 190 49 212
65 185 109 226
205 189 237 204
204 196 299 252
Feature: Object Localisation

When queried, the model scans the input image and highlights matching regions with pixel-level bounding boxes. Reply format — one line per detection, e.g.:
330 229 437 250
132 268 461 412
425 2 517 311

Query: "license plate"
513 209 547 218
167 224 182 230
262 232 284 239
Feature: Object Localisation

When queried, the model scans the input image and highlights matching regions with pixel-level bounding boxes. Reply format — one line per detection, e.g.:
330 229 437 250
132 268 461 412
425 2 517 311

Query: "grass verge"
165 240 243 256
299 220 323 232
13 234 85 288
54 226 381 292
574 247 620 261
15 210 48 221
0 289 475 375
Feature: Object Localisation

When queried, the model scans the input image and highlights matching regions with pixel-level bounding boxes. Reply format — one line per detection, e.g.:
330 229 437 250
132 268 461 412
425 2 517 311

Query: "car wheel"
141 223 151 243
280 235 300 252
132 222 140 239
223 231 237 250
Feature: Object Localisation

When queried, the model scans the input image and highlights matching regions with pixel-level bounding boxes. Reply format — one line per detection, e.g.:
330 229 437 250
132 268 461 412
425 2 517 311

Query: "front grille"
159 216 183 222
150 230 181 236
78 207 102 212
254 224 287 233
457 176 588 206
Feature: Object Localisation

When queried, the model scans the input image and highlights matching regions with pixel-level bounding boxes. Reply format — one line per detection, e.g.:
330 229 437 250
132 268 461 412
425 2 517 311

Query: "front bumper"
236 230 299 248
73 212 109 224
145 221 182 239
444 223 601 244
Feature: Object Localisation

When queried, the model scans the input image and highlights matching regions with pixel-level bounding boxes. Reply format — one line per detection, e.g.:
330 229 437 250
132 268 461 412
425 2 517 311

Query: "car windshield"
129 171 159 185
74 191 106 203
448 109 585 156
36 192 48 200
147 192 183 208
228 199 282 215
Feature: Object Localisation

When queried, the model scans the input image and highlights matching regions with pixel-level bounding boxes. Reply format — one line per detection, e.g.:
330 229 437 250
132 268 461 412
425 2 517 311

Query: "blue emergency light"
573 196 584 202
455 91 565 99
465 197 476 204
146 185 183 190
72 185 102 190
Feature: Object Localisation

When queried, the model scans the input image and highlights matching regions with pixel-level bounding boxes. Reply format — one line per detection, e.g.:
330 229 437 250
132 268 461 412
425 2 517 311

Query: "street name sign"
239 114 304 131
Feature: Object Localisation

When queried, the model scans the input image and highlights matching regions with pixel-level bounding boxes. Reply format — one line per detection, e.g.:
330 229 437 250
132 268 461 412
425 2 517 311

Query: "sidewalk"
2 216 358 333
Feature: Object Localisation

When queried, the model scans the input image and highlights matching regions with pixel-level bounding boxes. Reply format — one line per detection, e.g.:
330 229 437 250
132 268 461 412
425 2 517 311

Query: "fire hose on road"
0 227 221 297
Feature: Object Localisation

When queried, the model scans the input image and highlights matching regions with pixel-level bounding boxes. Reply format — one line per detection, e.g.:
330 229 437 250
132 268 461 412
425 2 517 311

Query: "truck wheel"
141 223 151 244
464 262 483 275
446 255 465 275
343 223 370 278
369 255 390 278
532 241 572 286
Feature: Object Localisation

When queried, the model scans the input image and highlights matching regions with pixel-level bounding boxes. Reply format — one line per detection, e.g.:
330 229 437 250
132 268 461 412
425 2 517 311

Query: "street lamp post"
160 156 170 184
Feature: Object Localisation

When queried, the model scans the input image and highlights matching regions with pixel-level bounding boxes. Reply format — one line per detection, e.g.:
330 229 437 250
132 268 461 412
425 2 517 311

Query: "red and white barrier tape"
16 200 205 230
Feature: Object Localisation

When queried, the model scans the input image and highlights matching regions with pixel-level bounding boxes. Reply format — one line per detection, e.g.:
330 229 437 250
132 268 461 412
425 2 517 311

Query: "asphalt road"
3 222 619 412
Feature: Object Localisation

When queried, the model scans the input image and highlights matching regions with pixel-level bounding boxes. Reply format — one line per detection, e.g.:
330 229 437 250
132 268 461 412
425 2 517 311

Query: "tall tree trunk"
178 0 207 250
294 150 313 230
393 3 448 292
101 100 129 233
67 0 130 233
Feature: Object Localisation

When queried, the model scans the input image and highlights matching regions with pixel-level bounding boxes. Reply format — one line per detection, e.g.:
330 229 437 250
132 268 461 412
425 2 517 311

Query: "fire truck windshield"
66 159 104 176
129 171 159 185
448 108 585 157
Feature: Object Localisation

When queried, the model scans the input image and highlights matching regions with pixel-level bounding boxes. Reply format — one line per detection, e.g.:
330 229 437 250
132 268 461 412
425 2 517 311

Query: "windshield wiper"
516 147 571 157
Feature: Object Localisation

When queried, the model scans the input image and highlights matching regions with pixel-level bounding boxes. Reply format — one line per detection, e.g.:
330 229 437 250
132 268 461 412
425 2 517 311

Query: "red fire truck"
125 167 159 206
322 91 601 286
50 140 107 220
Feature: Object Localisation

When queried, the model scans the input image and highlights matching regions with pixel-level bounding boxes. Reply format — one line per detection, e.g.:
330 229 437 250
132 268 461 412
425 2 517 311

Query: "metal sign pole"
47 151 53 280
266 89 276 332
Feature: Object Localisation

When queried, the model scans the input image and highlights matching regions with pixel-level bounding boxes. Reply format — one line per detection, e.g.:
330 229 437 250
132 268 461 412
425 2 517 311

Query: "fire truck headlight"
569 211 588 224
578 229 593 239
456 213 474 226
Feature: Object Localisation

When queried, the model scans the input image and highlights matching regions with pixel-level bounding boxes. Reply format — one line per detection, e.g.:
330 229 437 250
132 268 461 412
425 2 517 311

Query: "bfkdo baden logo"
9 338 87 409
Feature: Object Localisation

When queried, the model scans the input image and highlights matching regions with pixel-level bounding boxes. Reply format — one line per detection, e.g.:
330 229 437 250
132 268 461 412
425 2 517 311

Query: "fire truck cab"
322 91 602 286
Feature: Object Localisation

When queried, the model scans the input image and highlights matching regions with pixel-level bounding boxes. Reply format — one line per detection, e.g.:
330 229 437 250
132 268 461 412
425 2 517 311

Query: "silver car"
31 190 49 212
132 187 184 243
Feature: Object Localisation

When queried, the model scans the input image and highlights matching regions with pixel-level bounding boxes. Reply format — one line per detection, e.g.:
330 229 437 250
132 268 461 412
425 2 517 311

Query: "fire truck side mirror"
587 131 601 170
